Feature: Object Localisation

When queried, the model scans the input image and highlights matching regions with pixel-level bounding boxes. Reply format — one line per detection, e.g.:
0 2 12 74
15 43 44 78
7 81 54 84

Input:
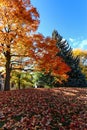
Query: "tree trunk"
4 50 11 91
18 74 21 90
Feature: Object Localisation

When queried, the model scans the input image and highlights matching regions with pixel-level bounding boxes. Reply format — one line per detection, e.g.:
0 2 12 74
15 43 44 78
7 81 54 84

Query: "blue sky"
31 0 87 50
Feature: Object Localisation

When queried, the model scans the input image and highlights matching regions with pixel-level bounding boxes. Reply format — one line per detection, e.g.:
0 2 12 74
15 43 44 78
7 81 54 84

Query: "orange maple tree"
0 0 70 91
32 35 71 83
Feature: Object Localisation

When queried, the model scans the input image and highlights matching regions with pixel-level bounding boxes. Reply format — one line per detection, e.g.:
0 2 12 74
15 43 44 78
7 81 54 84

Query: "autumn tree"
0 0 70 91
11 70 33 89
33 35 71 85
0 0 40 90
73 49 87 81
52 30 87 87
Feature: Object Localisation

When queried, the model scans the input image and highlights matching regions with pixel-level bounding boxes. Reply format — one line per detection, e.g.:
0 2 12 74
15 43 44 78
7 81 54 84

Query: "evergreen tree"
52 30 87 87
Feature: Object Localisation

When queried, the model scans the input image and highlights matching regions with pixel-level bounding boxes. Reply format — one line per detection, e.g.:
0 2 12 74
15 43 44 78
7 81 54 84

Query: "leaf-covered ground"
0 88 87 130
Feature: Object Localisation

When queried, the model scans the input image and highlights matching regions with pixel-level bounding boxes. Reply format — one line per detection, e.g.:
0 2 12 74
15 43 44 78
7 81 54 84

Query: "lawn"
0 87 87 130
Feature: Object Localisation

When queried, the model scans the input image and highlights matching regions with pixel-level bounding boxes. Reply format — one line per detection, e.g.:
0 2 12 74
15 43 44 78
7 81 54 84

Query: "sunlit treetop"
0 0 39 33
0 0 40 56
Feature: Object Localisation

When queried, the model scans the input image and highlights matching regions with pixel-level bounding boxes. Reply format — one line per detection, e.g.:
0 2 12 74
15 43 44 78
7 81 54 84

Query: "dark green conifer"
52 30 87 87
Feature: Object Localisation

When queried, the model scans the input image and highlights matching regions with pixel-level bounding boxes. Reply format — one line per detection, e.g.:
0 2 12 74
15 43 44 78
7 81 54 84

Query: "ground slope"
0 88 87 129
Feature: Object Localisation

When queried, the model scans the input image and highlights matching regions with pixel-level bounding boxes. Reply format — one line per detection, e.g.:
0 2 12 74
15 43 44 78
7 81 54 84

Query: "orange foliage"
0 0 70 89
0 0 39 69
33 34 71 81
